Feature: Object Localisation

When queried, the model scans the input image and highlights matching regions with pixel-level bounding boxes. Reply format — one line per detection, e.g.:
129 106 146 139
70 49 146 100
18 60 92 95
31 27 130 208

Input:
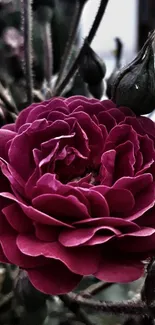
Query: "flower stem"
81 281 113 298
54 0 82 90
60 295 95 325
43 22 53 92
0 83 17 113
54 0 109 96
21 0 33 104
68 293 149 316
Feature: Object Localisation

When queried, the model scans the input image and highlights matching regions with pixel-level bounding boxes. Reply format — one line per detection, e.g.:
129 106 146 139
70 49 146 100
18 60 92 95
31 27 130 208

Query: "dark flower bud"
111 32 155 115
79 42 106 86
14 270 47 312
88 81 104 99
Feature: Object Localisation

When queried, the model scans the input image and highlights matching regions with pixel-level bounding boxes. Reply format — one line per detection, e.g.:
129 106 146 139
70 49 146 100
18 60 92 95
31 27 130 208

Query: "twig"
81 282 113 298
21 0 33 104
54 0 109 96
0 83 17 113
0 292 13 309
33 89 45 101
54 0 82 90
43 22 53 91
68 293 148 316
60 294 95 325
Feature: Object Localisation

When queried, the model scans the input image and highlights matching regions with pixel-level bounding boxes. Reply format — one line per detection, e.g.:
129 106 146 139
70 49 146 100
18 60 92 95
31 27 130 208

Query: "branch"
21 0 33 104
0 292 13 309
60 294 95 325
68 293 149 316
43 22 53 92
54 0 109 96
54 0 82 90
81 282 113 298
0 83 17 113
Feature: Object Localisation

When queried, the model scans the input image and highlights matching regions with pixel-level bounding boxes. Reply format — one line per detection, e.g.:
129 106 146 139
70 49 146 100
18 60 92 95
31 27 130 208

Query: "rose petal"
0 129 16 160
27 261 82 294
59 225 119 247
74 217 140 233
0 192 73 228
80 188 110 217
35 223 60 241
0 217 46 268
97 111 116 132
2 203 33 233
32 194 89 221
99 150 116 186
17 235 101 275
104 188 135 214
95 258 144 282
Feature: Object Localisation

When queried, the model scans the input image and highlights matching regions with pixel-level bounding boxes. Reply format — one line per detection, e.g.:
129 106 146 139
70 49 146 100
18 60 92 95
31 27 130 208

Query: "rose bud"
14 270 47 312
79 42 106 86
111 32 155 115
88 80 104 99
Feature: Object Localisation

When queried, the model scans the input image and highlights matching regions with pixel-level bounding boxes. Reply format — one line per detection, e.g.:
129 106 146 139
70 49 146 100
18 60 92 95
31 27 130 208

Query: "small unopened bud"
112 32 155 115
79 42 106 86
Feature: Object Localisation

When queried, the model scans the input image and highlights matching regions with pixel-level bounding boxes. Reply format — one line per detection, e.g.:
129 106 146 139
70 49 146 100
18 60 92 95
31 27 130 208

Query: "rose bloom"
0 96 155 294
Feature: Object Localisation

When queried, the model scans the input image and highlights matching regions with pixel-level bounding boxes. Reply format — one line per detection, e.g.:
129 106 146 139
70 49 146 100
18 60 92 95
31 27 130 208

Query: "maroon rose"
0 96 155 294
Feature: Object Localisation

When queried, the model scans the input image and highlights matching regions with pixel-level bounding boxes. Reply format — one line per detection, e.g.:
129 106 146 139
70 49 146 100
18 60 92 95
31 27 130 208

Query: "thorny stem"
60 295 95 325
54 0 82 90
0 83 17 113
0 292 13 309
68 293 149 316
21 0 33 104
54 0 109 96
43 22 53 91
81 282 113 298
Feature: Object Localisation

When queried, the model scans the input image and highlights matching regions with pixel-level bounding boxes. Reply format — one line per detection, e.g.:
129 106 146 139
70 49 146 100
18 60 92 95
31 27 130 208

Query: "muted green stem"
60 295 95 325
54 0 109 96
21 0 33 104
43 22 53 91
54 0 82 91
68 293 148 316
